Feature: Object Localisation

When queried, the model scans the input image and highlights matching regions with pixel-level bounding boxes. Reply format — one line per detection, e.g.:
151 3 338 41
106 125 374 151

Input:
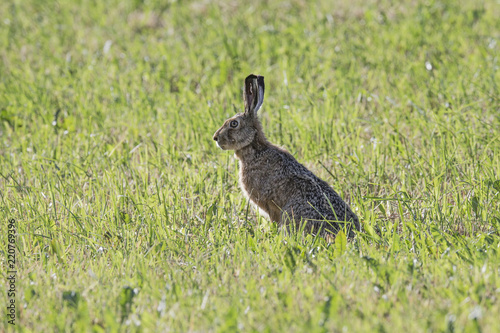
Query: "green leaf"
284 248 297 273
334 230 347 257
50 239 64 260
206 202 217 222
25 287 37 303
363 221 380 241
377 203 387 217
247 235 257 252
62 291 81 308
471 196 479 216
120 212 132 224
391 230 400 253
493 180 500 193
120 286 138 323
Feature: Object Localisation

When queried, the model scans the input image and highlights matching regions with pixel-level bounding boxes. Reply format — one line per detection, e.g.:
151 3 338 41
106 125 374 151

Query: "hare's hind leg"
278 206 297 234
279 205 316 235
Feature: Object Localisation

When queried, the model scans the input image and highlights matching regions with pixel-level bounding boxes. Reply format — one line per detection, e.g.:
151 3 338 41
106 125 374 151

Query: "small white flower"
103 40 112 54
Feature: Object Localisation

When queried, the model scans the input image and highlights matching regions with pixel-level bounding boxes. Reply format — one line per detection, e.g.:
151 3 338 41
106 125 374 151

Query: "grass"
0 0 499 331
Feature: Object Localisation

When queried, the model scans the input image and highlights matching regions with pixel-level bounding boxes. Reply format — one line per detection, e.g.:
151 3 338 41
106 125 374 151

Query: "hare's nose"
213 134 218 141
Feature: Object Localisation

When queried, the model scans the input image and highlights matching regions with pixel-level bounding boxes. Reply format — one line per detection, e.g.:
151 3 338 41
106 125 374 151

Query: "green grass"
1 0 499 331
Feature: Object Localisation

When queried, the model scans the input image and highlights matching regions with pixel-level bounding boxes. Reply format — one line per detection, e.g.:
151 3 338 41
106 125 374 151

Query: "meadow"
0 0 499 331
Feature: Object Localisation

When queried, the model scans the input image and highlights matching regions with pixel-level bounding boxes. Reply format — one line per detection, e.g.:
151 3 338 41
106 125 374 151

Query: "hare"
213 74 360 238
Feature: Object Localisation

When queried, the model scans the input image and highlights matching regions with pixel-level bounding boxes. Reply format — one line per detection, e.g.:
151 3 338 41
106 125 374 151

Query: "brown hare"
213 74 360 238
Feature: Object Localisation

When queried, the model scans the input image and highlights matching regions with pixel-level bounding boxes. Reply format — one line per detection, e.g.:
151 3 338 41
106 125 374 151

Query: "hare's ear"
244 74 265 117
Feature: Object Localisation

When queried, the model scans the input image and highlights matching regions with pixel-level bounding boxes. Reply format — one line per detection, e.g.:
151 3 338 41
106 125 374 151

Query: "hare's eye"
230 120 239 128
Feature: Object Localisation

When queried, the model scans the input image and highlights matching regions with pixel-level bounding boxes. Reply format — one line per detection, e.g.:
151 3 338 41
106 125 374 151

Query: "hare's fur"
213 75 360 238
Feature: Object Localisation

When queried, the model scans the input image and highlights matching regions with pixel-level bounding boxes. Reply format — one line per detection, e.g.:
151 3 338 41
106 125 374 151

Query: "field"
1 0 499 331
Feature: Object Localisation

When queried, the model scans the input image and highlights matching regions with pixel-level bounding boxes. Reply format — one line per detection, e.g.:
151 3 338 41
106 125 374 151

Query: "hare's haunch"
213 75 360 238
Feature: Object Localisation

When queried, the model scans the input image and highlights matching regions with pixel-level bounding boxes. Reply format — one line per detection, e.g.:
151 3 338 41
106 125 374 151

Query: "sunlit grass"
0 0 499 331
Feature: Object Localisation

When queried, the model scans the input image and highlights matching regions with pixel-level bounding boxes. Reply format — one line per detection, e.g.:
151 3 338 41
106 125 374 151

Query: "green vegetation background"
0 0 499 331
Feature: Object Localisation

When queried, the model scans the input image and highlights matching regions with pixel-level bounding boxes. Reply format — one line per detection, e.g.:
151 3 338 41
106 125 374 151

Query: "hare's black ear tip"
245 73 264 79
245 74 264 90
245 74 258 81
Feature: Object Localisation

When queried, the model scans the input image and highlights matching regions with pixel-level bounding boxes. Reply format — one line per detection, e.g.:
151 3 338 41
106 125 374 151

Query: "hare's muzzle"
213 132 223 149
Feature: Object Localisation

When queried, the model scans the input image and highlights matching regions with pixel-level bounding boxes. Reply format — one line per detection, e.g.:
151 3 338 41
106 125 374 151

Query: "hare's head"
213 74 265 151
